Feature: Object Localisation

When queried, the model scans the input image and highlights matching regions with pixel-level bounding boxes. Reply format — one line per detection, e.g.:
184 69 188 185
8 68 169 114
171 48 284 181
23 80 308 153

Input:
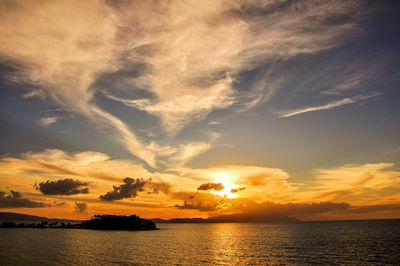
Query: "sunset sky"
0 0 399 221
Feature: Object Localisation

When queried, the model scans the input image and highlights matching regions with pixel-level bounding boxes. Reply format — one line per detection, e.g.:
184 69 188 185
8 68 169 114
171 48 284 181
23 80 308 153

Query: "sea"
1 220 399 265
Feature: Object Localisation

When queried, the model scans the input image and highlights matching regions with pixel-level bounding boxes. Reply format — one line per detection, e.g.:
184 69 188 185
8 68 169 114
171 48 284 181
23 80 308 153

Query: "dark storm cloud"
197 182 224 191
0 190 46 208
75 202 88 214
36 179 89 195
100 177 171 201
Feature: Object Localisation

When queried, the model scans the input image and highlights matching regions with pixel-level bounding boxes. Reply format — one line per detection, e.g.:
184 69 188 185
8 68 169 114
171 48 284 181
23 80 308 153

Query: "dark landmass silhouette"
211 213 299 223
152 218 216 223
0 212 79 224
0 212 156 230
2 212 398 227
1 211 299 225
81 214 156 230
152 213 299 223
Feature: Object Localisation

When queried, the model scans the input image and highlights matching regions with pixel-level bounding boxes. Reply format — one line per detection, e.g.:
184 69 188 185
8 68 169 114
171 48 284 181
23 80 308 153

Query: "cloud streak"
1 149 152 183
278 93 381 118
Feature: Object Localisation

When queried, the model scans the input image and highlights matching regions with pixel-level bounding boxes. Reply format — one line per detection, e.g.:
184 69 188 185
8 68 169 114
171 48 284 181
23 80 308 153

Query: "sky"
0 0 399 221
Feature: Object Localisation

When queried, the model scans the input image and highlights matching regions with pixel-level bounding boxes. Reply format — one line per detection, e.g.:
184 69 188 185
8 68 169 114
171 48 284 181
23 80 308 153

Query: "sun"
210 172 237 199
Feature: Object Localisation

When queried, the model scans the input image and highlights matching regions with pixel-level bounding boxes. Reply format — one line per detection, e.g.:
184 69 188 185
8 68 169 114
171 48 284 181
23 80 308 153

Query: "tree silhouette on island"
81 214 156 230
0 213 156 230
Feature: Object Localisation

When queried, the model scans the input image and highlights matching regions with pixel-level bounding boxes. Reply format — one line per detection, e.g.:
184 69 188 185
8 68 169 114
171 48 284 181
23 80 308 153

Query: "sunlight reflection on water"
1 220 400 265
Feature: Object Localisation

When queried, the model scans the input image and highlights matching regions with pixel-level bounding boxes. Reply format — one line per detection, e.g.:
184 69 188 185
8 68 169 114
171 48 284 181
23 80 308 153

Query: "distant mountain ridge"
0 212 79 223
0 212 299 224
152 214 299 223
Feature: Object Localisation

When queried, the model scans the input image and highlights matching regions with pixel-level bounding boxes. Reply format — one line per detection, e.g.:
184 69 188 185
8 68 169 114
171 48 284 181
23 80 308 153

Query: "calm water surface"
1 220 399 265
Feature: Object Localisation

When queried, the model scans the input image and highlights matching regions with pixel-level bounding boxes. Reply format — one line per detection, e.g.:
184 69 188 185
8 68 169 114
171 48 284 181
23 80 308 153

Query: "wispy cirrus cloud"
0 0 363 168
103 77 236 134
102 0 361 133
0 149 151 185
307 163 400 203
0 0 158 167
323 71 369 95
277 93 381 118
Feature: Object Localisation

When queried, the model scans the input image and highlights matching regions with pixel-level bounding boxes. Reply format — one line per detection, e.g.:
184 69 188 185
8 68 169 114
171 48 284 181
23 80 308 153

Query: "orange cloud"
307 163 400 203
1 149 399 220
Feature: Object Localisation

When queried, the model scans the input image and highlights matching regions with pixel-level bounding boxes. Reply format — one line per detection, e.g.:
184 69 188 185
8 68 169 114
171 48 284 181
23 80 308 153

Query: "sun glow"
210 172 238 199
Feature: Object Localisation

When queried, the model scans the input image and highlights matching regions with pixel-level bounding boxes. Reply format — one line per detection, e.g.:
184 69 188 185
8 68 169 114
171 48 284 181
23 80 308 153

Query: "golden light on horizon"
0 0 399 224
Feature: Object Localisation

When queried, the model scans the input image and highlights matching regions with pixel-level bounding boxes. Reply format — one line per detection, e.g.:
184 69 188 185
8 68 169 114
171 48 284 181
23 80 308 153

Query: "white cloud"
170 142 212 166
208 121 220 126
324 71 368 95
278 93 381 118
0 0 363 166
106 0 360 132
104 77 236 134
38 117 57 127
384 148 400 156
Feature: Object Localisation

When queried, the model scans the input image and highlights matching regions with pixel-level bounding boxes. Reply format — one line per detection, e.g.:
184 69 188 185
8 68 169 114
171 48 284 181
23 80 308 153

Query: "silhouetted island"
81 214 156 230
1 211 298 228
0 213 156 230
